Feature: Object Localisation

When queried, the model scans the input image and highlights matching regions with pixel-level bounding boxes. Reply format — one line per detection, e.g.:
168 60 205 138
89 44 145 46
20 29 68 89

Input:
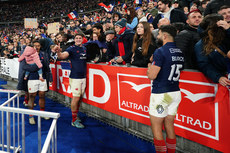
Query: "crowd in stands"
0 0 230 85
0 0 103 22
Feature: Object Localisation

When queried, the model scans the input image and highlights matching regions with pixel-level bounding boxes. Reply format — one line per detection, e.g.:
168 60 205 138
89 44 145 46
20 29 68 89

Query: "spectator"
136 7 147 22
69 20 78 31
13 41 21 55
113 12 122 24
19 38 26 49
0 41 6 57
131 22 156 67
152 0 187 29
54 33 87 128
149 23 154 31
127 7 138 30
204 0 230 16
172 0 180 10
218 5 230 24
195 14 230 87
198 0 210 15
105 30 116 61
109 18 134 64
175 9 202 69
92 23 106 42
146 2 158 18
56 33 74 52
152 18 170 40
84 32 101 62
172 22 185 33
39 38 55 61
147 25 184 153
183 6 189 15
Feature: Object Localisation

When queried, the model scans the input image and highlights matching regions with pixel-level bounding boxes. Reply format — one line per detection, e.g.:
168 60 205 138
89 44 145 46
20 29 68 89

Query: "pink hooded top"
18 46 43 68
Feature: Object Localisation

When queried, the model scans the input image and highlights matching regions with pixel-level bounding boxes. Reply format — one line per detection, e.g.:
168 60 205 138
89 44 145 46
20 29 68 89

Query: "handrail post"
38 116 41 153
7 111 11 152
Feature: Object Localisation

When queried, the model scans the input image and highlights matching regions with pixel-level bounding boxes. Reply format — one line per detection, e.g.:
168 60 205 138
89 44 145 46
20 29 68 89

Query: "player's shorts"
149 91 181 117
69 78 86 97
28 79 48 93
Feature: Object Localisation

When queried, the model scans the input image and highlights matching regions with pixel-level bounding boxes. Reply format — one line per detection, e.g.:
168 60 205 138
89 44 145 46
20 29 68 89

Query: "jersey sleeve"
65 47 72 57
152 48 164 67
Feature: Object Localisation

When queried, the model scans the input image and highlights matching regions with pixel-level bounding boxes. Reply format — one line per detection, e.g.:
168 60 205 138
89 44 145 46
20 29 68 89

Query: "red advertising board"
50 62 230 153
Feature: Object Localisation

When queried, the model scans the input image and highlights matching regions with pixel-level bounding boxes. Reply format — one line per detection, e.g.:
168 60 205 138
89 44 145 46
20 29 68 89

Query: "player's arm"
53 45 69 60
57 51 69 60
147 63 161 80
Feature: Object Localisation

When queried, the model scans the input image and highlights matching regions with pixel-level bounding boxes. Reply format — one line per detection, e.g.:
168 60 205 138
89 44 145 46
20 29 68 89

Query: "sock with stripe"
72 111 78 122
166 137 176 153
154 139 167 153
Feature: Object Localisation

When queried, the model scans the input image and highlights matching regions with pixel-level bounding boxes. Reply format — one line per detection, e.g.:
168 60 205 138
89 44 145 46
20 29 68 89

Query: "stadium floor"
0 78 156 153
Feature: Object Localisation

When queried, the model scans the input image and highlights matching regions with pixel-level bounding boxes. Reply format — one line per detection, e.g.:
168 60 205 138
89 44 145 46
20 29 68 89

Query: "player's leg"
164 115 176 153
150 115 167 153
69 78 84 128
149 93 168 153
164 91 182 153
27 80 39 110
28 92 37 125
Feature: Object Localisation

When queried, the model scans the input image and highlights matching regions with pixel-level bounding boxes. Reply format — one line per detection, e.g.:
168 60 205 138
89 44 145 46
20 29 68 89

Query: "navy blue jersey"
151 42 184 93
66 45 87 79
28 52 45 80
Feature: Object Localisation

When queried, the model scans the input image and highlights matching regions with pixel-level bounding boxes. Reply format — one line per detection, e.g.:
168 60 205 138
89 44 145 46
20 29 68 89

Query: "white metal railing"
0 89 60 153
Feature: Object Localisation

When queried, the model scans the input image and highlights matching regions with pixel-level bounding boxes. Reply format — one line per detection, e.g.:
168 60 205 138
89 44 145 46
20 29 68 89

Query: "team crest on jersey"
156 105 164 114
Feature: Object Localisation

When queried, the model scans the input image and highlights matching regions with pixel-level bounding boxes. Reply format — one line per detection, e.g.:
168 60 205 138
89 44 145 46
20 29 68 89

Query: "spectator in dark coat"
204 0 230 16
194 14 230 87
109 18 134 64
152 0 187 29
175 9 203 69
218 5 230 24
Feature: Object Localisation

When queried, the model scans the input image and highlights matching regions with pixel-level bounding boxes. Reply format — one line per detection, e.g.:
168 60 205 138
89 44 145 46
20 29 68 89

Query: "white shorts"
149 91 181 117
69 78 86 97
28 79 48 93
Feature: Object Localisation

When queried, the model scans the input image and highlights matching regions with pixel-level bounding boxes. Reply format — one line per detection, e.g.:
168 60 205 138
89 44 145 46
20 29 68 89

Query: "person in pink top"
18 46 44 81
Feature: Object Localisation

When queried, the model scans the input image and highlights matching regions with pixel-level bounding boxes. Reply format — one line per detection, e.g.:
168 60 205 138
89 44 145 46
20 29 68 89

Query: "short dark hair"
75 32 84 38
159 25 177 38
158 0 171 8
93 23 103 32
201 0 207 5
219 5 230 12
32 40 40 45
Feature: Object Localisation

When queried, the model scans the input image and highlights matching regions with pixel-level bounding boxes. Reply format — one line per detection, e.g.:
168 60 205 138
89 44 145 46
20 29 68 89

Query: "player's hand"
53 45 61 53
